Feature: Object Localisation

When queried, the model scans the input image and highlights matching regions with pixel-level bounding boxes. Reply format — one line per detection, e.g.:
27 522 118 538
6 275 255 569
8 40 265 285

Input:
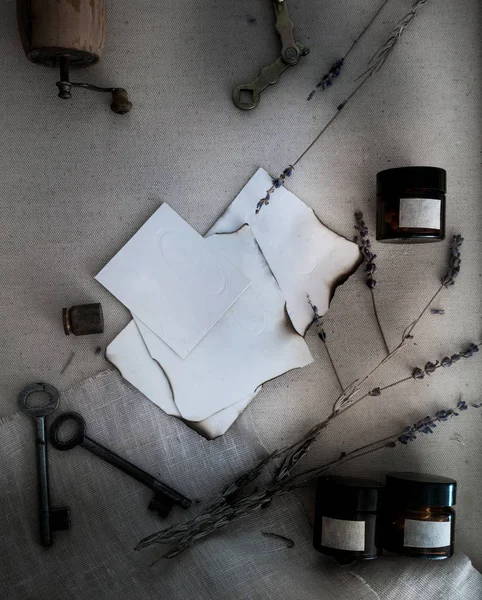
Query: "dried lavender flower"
255 166 294 214
397 408 452 444
353 210 392 355
355 211 377 288
307 295 346 392
412 367 425 380
441 234 464 287
424 361 438 374
307 0 393 101
461 343 479 358
307 295 327 342
431 308 445 315
307 58 344 101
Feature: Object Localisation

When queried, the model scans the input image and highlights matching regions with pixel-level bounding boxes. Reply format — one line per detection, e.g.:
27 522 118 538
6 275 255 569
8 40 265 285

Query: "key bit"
149 494 175 519
18 383 71 547
50 507 71 531
233 0 309 110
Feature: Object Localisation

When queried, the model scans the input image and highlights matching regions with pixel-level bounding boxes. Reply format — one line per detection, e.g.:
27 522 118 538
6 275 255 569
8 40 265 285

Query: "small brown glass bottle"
313 476 383 564
381 472 456 560
376 166 446 243
63 303 104 336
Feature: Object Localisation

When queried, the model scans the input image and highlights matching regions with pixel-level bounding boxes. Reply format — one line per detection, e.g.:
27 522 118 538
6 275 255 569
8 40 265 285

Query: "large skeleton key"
49 411 191 518
18 383 70 546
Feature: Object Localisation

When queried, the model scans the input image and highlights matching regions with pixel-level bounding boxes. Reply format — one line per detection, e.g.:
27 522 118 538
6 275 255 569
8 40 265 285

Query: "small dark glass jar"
381 472 456 560
313 476 383 564
376 166 446 243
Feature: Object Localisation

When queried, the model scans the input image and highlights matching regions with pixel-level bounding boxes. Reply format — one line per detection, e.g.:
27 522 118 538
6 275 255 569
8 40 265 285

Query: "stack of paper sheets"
99 169 361 438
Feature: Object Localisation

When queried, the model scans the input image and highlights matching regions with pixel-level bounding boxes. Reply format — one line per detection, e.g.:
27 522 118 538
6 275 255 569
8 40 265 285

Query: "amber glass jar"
313 476 383 564
376 166 446 243
381 472 456 559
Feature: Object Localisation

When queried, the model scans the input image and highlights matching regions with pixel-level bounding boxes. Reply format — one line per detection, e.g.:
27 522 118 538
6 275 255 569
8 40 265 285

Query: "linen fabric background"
0 0 481 590
1 371 481 599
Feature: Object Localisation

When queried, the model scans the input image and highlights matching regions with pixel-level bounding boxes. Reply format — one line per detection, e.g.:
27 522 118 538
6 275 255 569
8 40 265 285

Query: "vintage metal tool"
16 0 132 114
18 383 71 547
49 412 192 518
233 0 309 110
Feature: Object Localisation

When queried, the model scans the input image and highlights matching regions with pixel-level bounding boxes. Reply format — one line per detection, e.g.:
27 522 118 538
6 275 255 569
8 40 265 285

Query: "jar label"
399 198 441 229
404 519 451 548
321 516 365 552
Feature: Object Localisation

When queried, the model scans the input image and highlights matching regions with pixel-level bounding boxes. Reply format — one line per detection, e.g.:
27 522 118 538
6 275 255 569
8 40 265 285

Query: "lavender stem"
325 343 344 392
405 285 443 339
370 286 390 355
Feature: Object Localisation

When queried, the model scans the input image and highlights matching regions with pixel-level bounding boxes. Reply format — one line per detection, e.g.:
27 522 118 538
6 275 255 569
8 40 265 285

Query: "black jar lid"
316 476 383 512
385 472 456 508
377 166 447 194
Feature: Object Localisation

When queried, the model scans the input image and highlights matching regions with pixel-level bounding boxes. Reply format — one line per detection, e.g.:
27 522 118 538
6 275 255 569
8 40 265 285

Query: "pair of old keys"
19 383 191 546
233 0 309 110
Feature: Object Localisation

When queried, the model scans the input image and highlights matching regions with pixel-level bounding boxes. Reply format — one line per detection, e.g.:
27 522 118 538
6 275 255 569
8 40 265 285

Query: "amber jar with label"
381 472 456 559
313 476 383 564
376 166 446 243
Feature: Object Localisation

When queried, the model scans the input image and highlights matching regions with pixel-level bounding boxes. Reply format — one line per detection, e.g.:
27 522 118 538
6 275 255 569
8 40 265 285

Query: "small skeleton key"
18 383 71 547
49 412 192 517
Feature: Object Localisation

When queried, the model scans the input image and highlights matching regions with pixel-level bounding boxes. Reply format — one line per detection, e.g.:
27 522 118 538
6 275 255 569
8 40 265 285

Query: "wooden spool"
17 0 106 68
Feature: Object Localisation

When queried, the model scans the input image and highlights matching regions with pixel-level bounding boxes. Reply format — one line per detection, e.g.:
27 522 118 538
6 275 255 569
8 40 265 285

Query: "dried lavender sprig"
431 308 445 315
255 166 294 214
333 236 464 414
138 398 481 557
365 343 480 398
354 211 390 355
361 0 430 80
340 342 480 417
307 296 344 392
307 0 391 101
291 398 481 486
294 0 432 169
404 235 464 339
307 295 327 342
411 343 480 379
354 211 377 289
397 397 478 443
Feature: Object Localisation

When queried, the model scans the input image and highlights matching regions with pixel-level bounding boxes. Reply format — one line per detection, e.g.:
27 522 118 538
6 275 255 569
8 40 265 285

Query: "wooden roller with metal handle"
16 0 132 114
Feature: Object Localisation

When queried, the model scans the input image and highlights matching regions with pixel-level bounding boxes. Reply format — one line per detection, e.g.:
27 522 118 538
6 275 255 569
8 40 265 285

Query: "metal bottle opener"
233 0 309 110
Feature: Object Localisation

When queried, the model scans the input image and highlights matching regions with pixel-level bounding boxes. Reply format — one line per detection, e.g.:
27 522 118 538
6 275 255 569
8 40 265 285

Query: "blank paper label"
321 517 365 552
399 198 441 229
404 519 451 548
